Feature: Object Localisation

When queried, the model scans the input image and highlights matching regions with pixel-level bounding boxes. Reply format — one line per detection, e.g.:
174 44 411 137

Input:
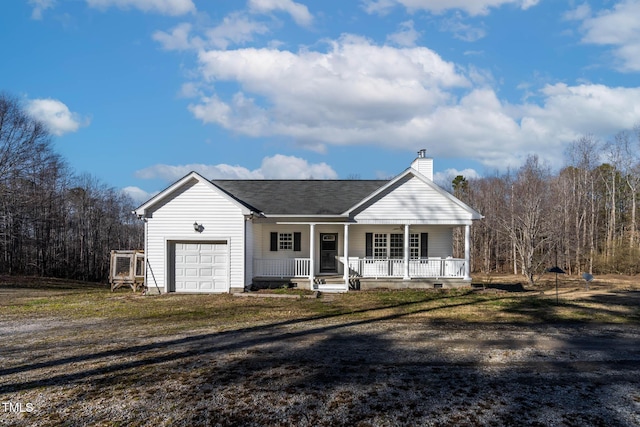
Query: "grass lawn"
1 274 639 426
1 274 638 329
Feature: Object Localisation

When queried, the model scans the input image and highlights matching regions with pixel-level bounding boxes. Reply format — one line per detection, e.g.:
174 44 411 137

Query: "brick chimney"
411 149 433 180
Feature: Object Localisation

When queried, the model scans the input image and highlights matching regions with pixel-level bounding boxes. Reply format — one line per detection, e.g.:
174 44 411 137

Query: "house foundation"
358 278 471 290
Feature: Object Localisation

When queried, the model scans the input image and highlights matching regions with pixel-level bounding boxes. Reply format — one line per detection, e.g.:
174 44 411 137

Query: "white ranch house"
134 151 483 293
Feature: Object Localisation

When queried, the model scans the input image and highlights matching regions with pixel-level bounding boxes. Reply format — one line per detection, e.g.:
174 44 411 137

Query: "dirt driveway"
2 308 639 426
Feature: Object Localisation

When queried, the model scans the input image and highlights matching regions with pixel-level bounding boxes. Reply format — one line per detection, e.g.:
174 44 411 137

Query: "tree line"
454 129 640 284
0 93 143 282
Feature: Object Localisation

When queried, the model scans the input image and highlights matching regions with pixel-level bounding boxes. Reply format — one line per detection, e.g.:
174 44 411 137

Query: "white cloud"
191 35 469 151
135 154 338 182
563 3 591 21
434 168 481 189
122 186 158 205
178 82 202 98
135 163 258 181
26 98 88 136
153 13 270 51
248 0 313 27
205 12 271 49
362 0 397 15
575 0 640 72
387 20 421 47
153 23 202 51
180 35 640 172
362 0 539 16
85 0 195 16
259 154 338 179
28 0 55 20
440 12 487 41
519 83 640 143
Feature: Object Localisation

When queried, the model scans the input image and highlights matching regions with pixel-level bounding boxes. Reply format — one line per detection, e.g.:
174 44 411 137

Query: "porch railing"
253 258 311 277
346 257 466 279
253 257 465 279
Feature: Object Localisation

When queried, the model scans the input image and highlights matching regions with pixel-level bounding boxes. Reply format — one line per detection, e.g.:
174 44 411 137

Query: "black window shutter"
365 233 373 258
420 233 428 258
293 232 301 251
270 232 278 251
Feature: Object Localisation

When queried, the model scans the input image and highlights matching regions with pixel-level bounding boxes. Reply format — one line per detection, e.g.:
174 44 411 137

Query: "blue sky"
3 0 640 203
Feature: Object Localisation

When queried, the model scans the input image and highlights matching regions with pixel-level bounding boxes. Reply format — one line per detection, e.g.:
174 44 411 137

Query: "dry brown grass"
1 275 639 426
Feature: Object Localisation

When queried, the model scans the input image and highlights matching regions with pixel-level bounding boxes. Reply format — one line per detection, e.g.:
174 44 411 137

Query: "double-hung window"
389 234 404 259
279 233 293 250
373 233 388 259
270 232 302 252
409 233 421 259
367 232 425 259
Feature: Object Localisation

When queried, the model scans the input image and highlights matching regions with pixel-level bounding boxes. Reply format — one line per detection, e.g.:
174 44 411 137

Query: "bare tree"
495 156 554 284
0 92 143 281
564 135 600 274
0 94 50 180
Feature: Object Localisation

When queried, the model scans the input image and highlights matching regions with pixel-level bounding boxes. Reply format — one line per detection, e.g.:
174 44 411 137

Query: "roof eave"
134 171 252 216
343 167 483 220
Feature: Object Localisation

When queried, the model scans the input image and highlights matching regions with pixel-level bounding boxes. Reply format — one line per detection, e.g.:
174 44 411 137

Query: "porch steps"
313 275 350 293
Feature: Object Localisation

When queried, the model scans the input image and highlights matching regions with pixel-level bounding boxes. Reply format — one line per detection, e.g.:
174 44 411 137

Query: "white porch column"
464 224 471 280
403 224 410 280
343 224 350 286
309 223 316 289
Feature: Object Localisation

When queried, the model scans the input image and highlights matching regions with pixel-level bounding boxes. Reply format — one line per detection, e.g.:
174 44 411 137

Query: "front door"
320 233 338 273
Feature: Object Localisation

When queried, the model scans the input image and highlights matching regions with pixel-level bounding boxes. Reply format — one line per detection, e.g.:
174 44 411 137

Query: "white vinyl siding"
144 178 245 292
353 175 474 224
426 227 453 257
255 224 344 275
258 226 312 258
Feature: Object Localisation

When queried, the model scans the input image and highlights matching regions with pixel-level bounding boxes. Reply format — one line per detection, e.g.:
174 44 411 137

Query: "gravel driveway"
1 315 639 426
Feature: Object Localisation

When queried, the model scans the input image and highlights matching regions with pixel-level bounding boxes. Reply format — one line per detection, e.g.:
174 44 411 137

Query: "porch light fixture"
193 222 203 232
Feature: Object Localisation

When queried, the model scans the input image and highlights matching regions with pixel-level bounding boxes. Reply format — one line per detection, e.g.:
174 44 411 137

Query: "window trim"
366 232 426 259
270 231 302 252
279 232 293 251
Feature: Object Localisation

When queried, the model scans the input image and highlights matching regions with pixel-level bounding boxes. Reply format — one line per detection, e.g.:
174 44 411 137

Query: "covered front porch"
251 222 473 292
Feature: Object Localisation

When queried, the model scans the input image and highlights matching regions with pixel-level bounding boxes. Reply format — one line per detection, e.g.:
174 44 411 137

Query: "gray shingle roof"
211 180 388 215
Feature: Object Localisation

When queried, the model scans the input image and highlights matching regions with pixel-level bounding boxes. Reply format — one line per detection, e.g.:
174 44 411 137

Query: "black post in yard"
546 266 566 305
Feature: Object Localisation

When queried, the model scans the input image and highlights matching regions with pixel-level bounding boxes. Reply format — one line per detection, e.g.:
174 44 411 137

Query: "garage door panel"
173 241 228 293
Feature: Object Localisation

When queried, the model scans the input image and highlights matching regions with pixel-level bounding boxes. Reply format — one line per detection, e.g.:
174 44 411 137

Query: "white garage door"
174 242 228 293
